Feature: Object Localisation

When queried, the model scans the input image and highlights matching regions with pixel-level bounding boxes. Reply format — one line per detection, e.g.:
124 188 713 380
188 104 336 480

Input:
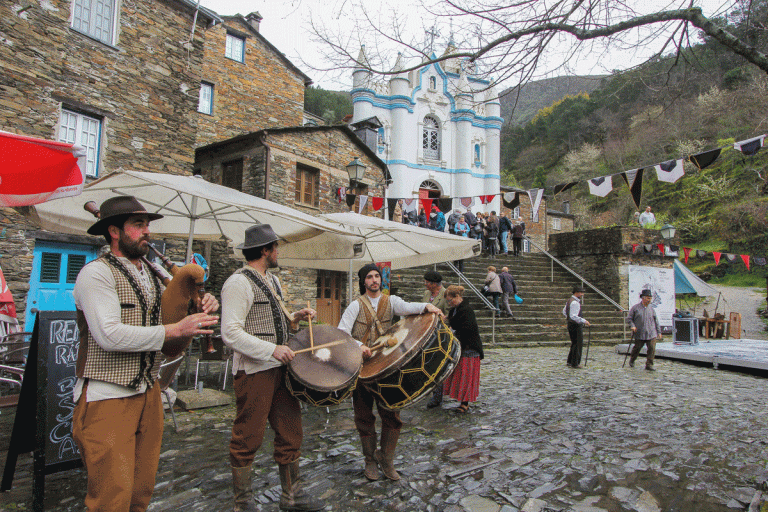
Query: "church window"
429 76 437 90
422 116 440 160
474 144 481 164
72 0 117 45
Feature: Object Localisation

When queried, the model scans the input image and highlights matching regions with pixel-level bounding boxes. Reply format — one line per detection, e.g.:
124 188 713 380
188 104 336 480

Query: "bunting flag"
337 187 346 203
358 195 368 213
588 176 612 197
527 188 544 222
683 247 692 264
460 197 474 209
370 196 384 211
734 135 766 156
712 251 721 266
345 193 356 209
741 254 750 271
754 257 766 266
502 192 520 211
437 198 453 213
553 182 578 196
657 243 665 256
669 244 679 254
644 244 653 254
689 148 721 170
420 198 433 213
632 243 640 254
725 253 738 263
655 158 684 183
620 168 644 209
386 198 399 220
479 194 496 205
403 198 417 213
697 250 707 258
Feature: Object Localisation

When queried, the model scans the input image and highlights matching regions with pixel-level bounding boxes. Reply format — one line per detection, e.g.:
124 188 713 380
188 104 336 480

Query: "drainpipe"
258 132 271 200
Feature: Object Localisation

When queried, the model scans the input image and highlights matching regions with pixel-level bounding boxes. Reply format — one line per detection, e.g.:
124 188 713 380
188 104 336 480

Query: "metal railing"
443 261 499 344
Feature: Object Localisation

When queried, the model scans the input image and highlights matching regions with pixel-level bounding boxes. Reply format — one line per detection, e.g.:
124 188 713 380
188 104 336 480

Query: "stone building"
351 45 502 213
195 125 390 325
498 186 575 252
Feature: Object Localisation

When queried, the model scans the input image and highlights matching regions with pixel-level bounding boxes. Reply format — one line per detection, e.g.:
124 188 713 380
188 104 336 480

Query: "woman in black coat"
441 285 484 413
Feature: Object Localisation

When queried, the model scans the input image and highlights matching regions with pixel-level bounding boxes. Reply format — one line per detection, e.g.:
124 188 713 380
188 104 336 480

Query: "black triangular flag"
553 182 578 196
689 148 721 170
345 193 356 209
620 168 644 209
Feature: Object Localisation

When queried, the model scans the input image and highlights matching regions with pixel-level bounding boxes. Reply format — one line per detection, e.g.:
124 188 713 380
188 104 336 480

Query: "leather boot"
425 387 443 409
231 465 257 512
278 460 325 511
360 435 380 481
374 429 400 481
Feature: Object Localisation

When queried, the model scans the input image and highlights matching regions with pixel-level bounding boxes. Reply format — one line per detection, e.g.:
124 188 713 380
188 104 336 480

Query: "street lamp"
660 223 676 240
346 157 367 189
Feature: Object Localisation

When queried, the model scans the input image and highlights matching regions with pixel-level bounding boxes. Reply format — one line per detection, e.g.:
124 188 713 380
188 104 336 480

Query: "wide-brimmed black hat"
423 270 442 283
87 196 163 236
572 284 585 293
236 224 281 250
640 289 653 297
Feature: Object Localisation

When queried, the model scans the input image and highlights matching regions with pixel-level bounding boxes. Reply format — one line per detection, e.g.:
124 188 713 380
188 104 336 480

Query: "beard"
365 281 380 293
118 232 149 259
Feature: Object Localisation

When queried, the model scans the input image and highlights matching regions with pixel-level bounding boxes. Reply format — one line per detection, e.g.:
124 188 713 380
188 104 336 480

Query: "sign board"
1 311 82 512
628 265 675 331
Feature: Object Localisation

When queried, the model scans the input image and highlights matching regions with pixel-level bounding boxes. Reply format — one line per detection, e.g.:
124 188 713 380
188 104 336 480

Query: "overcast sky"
197 0 737 90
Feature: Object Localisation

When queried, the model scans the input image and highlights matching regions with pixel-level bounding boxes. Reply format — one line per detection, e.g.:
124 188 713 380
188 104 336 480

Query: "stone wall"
196 20 306 147
498 195 548 252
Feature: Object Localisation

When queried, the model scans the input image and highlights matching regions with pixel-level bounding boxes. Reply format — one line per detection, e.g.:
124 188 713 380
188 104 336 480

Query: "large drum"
359 313 460 410
285 325 362 407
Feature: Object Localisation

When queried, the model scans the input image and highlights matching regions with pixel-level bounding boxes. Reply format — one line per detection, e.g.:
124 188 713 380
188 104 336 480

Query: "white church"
351 44 502 214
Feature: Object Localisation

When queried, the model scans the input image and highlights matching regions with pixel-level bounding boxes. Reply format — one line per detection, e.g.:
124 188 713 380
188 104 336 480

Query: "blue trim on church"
385 159 500 180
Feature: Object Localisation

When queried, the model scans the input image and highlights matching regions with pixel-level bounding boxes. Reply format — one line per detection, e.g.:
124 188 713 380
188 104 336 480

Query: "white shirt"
73 256 168 402
338 294 428 344
638 211 656 226
562 295 587 325
220 269 284 375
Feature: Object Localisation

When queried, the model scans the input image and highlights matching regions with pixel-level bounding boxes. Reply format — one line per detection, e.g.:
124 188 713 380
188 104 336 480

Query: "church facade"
351 46 503 213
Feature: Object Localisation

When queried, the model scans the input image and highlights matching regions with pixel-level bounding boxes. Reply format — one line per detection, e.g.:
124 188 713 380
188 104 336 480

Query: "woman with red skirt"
442 285 484 413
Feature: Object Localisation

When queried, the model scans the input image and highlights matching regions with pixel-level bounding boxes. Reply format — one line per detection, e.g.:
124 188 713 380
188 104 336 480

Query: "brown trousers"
629 338 657 367
352 385 402 438
72 384 163 512
229 367 302 467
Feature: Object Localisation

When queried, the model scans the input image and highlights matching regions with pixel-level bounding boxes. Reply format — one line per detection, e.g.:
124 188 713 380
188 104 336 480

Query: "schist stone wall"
549 227 677 307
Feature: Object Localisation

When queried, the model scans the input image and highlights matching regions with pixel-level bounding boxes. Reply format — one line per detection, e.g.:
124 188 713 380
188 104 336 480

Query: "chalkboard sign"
1 311 83 512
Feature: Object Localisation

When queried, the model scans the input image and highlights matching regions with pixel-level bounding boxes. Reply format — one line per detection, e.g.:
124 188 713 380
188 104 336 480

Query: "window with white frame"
225 33 245 62
58 109 101 178
71 0 117 45
513 206 520 219
551 217 562 230
422 116 440 160
198 82 214 115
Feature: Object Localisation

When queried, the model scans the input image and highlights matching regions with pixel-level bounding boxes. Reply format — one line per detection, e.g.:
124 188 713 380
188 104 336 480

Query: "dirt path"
699 285 767 339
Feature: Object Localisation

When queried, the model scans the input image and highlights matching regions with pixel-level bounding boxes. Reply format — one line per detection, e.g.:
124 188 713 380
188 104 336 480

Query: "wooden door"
316 270 342 327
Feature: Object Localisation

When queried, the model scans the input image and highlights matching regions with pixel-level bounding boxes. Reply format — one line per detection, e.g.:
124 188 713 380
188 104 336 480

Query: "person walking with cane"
626 289 662 371
563 285 590 368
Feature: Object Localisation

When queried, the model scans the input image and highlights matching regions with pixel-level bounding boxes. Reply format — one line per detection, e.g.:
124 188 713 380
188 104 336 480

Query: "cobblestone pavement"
2 345 768 512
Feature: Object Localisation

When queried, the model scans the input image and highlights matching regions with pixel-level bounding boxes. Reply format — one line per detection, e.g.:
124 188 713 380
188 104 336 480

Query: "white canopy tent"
33 171 364 263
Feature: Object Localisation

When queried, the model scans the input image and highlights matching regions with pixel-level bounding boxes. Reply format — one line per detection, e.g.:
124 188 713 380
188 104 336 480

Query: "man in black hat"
338 263 442 481
626 289 662 371
73 196 219 512
220 224 324 512
563 285 590 368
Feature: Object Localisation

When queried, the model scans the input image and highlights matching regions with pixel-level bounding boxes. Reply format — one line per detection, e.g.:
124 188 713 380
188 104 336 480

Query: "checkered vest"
76 253 163 389
351 295 393 346
236 267 289 346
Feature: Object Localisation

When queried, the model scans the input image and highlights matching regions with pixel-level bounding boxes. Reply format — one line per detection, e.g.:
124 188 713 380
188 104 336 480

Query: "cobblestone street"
2 345 768 511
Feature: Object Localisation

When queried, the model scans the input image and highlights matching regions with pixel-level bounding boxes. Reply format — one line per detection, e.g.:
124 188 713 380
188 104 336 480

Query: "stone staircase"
390 252 627 348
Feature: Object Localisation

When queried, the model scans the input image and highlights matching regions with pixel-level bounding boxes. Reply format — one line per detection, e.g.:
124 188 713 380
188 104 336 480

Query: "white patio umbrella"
33 171 364 262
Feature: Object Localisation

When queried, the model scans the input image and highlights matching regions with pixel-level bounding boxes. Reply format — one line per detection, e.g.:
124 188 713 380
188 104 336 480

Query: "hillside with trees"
304 86 352 124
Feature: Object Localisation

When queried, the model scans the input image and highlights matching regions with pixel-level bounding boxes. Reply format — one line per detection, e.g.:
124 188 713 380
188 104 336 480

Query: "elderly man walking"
626 289 662 371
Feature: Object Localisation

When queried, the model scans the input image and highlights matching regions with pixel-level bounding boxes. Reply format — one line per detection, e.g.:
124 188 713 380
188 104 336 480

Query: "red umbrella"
0 130 86 207
0 264 19 336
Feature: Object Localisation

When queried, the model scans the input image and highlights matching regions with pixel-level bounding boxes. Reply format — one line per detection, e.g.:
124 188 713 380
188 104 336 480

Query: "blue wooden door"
24 242 98 331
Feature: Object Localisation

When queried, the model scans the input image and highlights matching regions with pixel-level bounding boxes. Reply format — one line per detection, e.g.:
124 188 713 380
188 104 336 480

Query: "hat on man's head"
236 224 281 250
572 284 585 294
358 263 382 295
423 270 442 283
640 289 653 298
87 196 163 236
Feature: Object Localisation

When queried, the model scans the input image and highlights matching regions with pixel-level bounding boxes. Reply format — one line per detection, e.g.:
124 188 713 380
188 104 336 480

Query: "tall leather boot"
231 465 257 512
360 435 380 481
374 429 400 481
278 460 325 511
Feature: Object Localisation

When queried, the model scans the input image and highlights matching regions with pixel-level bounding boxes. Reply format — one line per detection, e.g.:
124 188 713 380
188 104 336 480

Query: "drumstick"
293 339 346 355
306 301 314 349
369 337 398 352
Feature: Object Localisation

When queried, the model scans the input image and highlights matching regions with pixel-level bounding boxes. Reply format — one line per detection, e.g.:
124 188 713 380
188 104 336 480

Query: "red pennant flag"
683 247 692 264
420 198 432 213
370 196 384 211
657 243 665 256
632 243 639 254
741 254 750 271
712 251 721 266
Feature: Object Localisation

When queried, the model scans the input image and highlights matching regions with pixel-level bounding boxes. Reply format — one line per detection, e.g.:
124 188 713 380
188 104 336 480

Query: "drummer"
220 224 324 512
338 263 443 481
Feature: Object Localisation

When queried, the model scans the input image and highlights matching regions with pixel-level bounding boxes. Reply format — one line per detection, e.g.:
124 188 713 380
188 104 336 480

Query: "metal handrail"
524 235 627 313
443 261 498 345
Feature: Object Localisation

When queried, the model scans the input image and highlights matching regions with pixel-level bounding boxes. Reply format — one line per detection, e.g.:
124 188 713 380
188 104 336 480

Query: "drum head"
359 313 438 382
287 325 362 392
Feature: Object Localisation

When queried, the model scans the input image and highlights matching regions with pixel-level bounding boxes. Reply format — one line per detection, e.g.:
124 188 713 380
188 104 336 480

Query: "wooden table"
699 318 730 339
